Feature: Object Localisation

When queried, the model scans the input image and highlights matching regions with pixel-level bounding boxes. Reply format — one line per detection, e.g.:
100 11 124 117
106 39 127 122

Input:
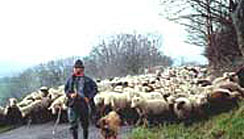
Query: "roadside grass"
128 101 244 139
0 124 13 134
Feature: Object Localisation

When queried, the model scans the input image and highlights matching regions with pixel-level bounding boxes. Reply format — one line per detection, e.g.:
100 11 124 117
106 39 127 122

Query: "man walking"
65 59 98 139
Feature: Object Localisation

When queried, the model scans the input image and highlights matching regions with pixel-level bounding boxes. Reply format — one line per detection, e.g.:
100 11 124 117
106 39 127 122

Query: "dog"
96 111 121 139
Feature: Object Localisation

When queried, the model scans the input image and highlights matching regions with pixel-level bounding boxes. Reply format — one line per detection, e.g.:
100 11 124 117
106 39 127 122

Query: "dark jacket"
64 75 98 106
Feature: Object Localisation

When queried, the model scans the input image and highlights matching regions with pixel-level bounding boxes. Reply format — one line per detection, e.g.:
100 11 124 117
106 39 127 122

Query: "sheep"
132 91 163 100
164 95 176 104
207 88 239 113
0 106 7 123
217 81 244 97
48 95 68 115
212 72 235 85
8 98 18 107
189 94 209 119
113 85 124 92
47 88 64 101
17 98 34 107
173 97 192 120
122 87 135 94
94 93 105 107
93 92 115 120
96 91 138 125
131 96 170 126
21 91 44 103
191 94 208 108
39 86 49 97
5 98 23 124
0 106 6 115
103 92 131 111
195 79 212 87
19 97 54 124
21 93 36 103
96 111 121 139
19 100 42 118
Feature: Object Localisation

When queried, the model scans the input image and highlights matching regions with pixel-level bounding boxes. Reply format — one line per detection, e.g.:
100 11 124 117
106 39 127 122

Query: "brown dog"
96 111 121 139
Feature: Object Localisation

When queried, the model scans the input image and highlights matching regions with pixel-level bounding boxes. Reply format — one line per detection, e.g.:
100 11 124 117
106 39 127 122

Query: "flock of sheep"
0 66 244 127
94 66 244 125
0 86 68 125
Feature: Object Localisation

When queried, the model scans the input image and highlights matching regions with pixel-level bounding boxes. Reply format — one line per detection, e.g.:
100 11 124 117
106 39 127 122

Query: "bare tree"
84 33 173 79
232 0 244 56
160 0 242 69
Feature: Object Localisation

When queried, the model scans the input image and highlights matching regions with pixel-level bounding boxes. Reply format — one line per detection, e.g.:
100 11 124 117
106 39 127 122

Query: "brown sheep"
207 89 239 113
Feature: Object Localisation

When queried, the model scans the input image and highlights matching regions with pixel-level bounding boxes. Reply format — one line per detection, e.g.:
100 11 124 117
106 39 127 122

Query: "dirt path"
0 123 133 139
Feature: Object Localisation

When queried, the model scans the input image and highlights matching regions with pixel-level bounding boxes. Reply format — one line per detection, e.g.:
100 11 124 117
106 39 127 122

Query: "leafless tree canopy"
84 33 173 79
160 0 244 69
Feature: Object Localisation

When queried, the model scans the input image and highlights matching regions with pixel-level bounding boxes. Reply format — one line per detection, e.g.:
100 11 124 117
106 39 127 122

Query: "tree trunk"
232 0 244 57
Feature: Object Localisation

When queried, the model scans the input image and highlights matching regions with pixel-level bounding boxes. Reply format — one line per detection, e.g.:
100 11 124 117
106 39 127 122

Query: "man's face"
73 67 84 75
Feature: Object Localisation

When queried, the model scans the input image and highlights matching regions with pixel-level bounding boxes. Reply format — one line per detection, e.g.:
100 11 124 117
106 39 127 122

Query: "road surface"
0 122 133 139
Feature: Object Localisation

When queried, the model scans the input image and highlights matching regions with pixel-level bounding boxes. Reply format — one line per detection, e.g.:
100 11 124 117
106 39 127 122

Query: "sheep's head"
131 96 142 108
39 86 49 96
94 94 104 106
175 97 192 111
176 101 186 110
195 95 208 106
165 95 176 104
9 98 17 107
174 98 192 119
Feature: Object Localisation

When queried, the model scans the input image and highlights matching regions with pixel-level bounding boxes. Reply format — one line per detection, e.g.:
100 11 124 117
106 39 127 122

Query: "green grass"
128 102 244 139
0 124 13 134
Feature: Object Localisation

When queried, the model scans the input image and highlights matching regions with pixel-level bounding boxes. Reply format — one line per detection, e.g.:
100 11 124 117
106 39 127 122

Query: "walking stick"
52 106 62 139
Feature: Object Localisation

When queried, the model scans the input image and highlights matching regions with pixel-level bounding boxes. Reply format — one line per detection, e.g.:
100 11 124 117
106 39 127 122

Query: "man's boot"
83 128 89 139
71 129 78 139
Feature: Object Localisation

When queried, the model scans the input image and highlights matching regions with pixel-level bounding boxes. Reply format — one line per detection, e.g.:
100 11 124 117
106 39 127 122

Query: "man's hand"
69 92 77 98
84 97 89 103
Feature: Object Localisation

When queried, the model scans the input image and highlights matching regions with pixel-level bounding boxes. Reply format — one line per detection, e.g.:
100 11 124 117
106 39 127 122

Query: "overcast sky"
0 0 207 77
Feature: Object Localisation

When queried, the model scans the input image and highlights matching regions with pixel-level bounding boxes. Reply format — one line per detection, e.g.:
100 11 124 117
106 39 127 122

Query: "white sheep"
103 92 131 111
189 94 208 117
19 100 42 117
113 85 124 92
48 95 67 115
212 73 230 85
21 91 43 103
8 98 18 107
131 96 170 126
0 106 7 115
17 99 34 107
217 81 244 96
94 93 105 106
134 91 163 100
174 97 192 120
47 88 64 101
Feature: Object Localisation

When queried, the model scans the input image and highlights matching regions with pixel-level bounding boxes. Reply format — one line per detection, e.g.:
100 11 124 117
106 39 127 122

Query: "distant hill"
0 61 32 78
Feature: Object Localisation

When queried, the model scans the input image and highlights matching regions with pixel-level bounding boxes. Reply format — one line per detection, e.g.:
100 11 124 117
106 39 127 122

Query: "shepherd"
65 59 98 139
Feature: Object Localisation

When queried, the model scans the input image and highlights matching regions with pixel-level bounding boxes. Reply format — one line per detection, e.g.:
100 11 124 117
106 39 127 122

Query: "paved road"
0 122 133 139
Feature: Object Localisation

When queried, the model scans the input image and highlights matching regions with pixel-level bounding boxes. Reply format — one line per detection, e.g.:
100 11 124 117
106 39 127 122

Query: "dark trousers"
68 98 89 139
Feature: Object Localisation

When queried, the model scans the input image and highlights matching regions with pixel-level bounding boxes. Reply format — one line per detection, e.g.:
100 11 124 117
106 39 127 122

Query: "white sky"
0 0 207 76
